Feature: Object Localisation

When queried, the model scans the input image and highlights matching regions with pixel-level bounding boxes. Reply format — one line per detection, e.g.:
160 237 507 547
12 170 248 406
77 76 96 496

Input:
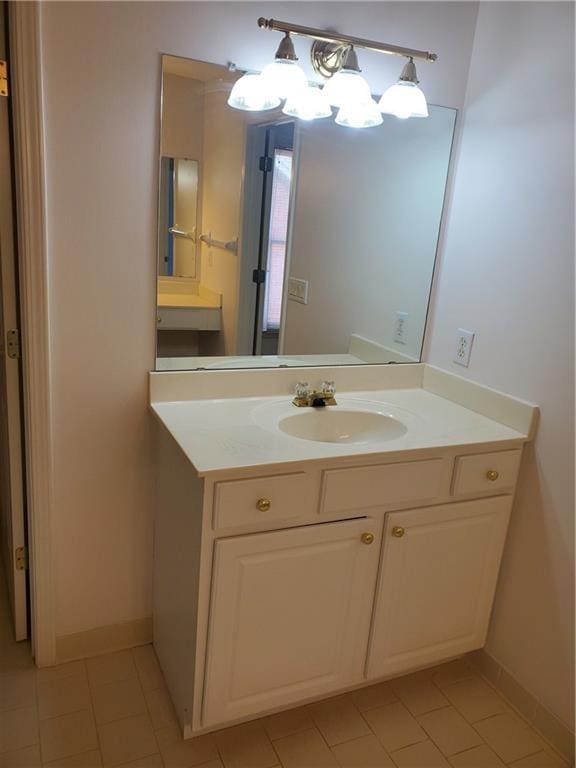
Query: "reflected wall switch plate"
394 312 409 345
288 277 309 305
454 328 475 367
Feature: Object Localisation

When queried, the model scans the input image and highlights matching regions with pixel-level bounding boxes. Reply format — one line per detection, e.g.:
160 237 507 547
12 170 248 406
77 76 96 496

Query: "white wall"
39 0 478 638
425 1 574 728
284 106 455 359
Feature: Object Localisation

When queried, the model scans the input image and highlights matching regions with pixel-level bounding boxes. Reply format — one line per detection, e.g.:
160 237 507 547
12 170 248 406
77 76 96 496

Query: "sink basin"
278 409 408 444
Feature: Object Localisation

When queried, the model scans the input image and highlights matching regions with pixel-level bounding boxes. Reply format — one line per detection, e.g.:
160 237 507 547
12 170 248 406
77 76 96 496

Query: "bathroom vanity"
150 364 538 738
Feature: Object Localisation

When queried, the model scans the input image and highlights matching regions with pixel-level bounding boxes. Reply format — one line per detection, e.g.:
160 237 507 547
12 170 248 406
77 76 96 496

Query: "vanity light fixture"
228 18 437 126
227 72 280 111
321 46 371 108
378 58 429 119
261 32 308 100
283 83 332 120
335 98 383 129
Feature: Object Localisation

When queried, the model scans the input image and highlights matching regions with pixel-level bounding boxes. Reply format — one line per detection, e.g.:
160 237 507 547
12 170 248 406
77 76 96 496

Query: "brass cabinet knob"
157 316 162 324
361 532 374 545
486 469 499 481
392 526 405 538
256 498 271 512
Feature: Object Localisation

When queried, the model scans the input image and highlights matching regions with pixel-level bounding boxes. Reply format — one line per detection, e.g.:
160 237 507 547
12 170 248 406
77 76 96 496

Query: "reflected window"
263 149 293 332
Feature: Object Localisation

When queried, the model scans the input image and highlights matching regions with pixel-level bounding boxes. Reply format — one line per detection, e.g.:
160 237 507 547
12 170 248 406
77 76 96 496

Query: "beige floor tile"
272 728 337 768
263 707 315 741
0 643 34 675
0 744 41 768
156 724 218 767
91 677 147 726
431 661 475 690
390 674 450 716
44 749 103 767
132 648 164 693
449 744 506 767
442 679 508 723
179 762 223 768
214 721 277 768
474 713 545 763
98 713 157 767
0 706 38 753
144 686 178 731
86 651 137 688
117 755 163 768
0 671 36 712
38 675 91 720
309 696 371 746
391 739 451 767
510 750 569 767
349 683 397 713
362 702 427 754
40 710 98 764
37 662 87 687
331 734 394 767
417 707 482 756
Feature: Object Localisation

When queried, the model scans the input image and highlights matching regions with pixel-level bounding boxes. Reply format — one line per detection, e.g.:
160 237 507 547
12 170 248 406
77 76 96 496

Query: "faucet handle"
320 380 336 396
295 381 310 399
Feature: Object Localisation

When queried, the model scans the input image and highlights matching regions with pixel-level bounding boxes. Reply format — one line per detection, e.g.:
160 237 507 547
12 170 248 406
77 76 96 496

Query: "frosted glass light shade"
322 69 371 108
378 81 429 119
227 73 281 112
261 59 308 100
335 98 383 129
283 85 332 120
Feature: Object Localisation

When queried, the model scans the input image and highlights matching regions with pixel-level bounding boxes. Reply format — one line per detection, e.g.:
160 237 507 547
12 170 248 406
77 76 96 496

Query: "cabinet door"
367 496 512 680
203 518 382 727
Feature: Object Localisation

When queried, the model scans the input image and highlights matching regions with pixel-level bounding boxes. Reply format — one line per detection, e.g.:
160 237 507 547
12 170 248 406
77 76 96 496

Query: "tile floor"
0 580 570 768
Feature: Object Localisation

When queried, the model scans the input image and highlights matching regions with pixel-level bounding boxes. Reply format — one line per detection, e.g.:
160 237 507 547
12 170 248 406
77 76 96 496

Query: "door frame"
8 1 56 666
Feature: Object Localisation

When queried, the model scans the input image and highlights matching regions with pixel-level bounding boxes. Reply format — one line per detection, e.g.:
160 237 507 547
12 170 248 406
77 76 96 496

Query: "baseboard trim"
467 650 575 761
54 617 152 665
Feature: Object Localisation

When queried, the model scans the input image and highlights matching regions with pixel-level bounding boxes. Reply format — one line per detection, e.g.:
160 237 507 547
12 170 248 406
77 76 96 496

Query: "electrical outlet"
288 277 309 305
454 328 475 367
394 312 409 345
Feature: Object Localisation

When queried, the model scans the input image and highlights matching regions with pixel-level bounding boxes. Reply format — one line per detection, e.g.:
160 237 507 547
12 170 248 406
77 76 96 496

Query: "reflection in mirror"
158 157 199 278
155 55 456 370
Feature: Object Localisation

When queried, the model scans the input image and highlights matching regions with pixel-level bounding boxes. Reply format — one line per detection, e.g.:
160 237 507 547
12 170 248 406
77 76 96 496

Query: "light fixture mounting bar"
257 18 437 63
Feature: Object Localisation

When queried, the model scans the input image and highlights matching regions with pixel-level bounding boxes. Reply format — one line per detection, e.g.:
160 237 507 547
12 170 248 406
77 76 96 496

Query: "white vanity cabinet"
366 496 512 680
153 442 523 737
202 516 383 726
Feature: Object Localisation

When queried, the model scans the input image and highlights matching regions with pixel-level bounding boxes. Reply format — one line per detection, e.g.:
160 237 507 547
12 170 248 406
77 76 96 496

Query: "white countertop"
150 384 532 477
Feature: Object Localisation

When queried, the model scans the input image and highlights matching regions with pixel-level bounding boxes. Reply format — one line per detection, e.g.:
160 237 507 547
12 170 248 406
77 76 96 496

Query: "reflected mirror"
156 55 456 371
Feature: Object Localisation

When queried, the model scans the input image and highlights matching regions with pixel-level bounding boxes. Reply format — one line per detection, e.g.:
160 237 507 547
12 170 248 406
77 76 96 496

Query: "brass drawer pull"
392 526 405 538
361 532 374 545
256 498 271 512
486 470 499 481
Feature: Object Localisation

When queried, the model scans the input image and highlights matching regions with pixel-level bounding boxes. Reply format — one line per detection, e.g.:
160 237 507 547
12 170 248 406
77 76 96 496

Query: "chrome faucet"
293 380 337 408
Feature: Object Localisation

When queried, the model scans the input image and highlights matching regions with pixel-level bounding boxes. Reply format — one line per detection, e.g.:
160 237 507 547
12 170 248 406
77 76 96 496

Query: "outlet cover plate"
454 328 475 367
288 277 309 305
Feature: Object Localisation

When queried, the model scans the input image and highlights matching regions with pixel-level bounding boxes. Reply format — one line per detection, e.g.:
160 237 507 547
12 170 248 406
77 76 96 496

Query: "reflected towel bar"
200 234 238 252
168 227 196 241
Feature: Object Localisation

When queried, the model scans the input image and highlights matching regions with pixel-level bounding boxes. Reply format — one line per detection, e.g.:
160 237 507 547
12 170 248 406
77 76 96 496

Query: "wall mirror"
156 54 456 371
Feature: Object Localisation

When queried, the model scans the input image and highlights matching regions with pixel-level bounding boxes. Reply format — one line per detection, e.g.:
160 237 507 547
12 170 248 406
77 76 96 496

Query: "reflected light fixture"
335 98 383 129
283 84 332 120
261 32 308 100
378 58 429 119
321 47 371 108
228 18 436 127
227 72 280 111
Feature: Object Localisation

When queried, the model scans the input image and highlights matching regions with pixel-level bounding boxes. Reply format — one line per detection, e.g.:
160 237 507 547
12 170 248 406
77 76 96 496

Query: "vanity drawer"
213 473 315 530
452 450 522 496
321 458 446 515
